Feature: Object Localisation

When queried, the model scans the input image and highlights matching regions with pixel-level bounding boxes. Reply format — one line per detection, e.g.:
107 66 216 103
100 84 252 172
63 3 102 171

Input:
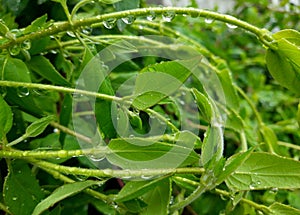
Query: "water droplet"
129 134 135 138
0 87 7 97
249 182 256 190
147 11 156 21
53 128 59 133
12 197 17 201
67 31 76 37
121 15 136 25
9 44 21 56
21 39 31 50
141 175 153 180
90 153 105 162
179 100 185 105
162 11 175 22
17 87 29 97
81 27 92 35
271 187 278 192
204 18 214 24
226 23 238 29
103 18 116 29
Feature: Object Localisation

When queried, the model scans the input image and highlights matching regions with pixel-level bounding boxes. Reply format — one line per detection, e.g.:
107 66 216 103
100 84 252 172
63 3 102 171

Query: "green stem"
50 121 92 143
0 202 11 214
214 189 271 214
29 158 204 178
235 86 264 126
40 167 109 201
0 81 122 103
0 7 275 50
278 141 300 151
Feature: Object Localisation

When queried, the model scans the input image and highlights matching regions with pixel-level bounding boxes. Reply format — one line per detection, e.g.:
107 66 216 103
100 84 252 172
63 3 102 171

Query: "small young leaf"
26 56 70 86
269 202 300 215
32 180 101 215
115 176 169 202
3 160 44 215
226 152 300 191
266 29 300 94
25 115 55 138
140 178 171 215
23 14 49 34
192 88 213 122
0 96 13 140
259 125 279 154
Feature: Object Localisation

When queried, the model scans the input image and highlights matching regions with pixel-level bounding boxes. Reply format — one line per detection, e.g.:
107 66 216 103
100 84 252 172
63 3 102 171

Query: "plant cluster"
0 0 299 214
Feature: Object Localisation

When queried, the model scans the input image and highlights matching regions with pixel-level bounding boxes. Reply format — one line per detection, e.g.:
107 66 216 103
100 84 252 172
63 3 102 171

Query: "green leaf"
215 60 240 110
115 176 169 202
269 202 300 215
226 152 300 191
25 115 55 138
107 131 200 169
0 96 13 140
216 148 254 185
123 199 147 213
32 180 102 215
81 47 117 139
23 14 50 34
259 125 279 154
26 56 70 86
132 58 201 110
140 178 171 215
266 29 300 94
192 88 213 122
3 160 44 215
201 125 224 167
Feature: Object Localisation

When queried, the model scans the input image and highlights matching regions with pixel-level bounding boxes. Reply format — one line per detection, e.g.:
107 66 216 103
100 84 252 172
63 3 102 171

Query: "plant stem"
235 86 264 126
0 202 11 214
0 7 275 50
50 121 92 143
0 81 122 102
29 158 204 178
40 167 109 201
214 189 271 214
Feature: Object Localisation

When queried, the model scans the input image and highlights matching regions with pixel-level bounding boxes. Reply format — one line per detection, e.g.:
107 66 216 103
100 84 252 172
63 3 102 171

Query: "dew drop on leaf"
12 197 17 201
66 31 76 38
21 39 31 50
147 11 156 21
121 15 136 25
17 87 30 97
90 153 106 162
162 11 175 22
81 27 93 35
204 18 214 24
226 23 238 29
9 44 21 56
103 18 116 29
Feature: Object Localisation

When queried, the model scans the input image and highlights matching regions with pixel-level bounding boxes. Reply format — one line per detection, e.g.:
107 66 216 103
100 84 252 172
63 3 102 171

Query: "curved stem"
0 7 275 50
0 81 122 103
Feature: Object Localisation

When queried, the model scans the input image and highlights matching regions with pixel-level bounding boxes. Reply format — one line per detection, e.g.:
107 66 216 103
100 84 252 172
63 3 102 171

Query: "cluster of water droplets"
6 28 32 56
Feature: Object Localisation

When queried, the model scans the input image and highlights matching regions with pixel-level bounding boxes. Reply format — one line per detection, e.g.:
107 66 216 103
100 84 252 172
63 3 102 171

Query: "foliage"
0 0 299 214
